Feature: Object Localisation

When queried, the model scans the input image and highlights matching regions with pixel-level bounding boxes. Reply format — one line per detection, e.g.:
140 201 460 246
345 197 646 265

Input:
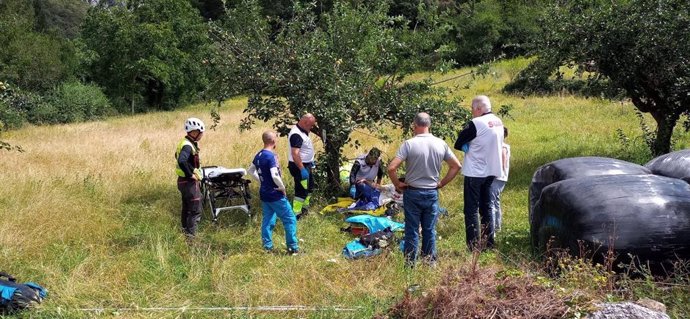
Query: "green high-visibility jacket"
175 136 201 179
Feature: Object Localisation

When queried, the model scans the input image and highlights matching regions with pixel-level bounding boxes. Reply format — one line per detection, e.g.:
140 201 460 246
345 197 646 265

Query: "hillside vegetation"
1 59 689 318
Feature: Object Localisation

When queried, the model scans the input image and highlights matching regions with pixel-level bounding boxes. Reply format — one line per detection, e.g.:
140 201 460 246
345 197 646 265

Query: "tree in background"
79 0 210 112
33 0 90 39
208 1 468 193
0 0 80 92
506 0 690 156
191 0 226 21
449 0 543 66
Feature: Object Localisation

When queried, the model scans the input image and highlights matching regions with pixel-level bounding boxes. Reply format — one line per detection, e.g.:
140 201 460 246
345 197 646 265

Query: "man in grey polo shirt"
388 112 461 267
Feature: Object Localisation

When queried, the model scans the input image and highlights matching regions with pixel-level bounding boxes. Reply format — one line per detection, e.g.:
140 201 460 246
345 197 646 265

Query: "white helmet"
184 117 205 133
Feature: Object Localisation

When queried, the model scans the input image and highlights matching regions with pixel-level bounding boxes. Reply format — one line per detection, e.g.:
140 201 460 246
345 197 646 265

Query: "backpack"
359 227 394 249
0 272 47 313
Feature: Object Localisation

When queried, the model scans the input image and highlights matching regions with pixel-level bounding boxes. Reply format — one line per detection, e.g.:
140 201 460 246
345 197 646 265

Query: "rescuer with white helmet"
175 117 205 237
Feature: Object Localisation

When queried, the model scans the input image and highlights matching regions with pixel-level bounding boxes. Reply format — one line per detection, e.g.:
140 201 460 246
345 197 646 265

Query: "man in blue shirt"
248 131 300 254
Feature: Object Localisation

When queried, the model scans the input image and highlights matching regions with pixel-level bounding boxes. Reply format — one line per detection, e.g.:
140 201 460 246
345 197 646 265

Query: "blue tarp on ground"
344 215 404 233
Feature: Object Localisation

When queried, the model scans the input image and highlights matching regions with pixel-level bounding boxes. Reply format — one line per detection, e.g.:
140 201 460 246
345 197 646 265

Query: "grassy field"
1 58 688 318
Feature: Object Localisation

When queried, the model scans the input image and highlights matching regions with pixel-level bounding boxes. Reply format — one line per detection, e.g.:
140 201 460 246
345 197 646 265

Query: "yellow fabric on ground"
319 197 387 216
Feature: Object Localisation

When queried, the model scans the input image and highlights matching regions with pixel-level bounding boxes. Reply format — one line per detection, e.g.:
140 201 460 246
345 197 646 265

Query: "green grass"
1 58 689 318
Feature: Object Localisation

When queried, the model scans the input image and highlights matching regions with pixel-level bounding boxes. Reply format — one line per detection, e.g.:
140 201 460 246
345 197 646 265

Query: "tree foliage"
208 1 469 193
33 0 91 39
448 0 544 66
505 0 690 155
0 0 79 92
79 0 211 112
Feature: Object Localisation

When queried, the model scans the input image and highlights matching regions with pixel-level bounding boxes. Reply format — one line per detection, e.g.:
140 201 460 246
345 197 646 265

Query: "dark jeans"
287 161 314 200
403 188 440 264
463 176 496 249
178 178 202 236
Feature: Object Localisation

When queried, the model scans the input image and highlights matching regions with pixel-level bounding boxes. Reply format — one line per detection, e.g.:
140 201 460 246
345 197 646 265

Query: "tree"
33 0 90 39
506 0 690 155
208 1 468 194
0 0 78 92
449 0 544 66
79 0 210 112
191 0 226 21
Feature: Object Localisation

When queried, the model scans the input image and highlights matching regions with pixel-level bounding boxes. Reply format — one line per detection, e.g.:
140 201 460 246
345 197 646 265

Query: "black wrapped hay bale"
529 157 651 246
645 149 690 183
532 174 690 269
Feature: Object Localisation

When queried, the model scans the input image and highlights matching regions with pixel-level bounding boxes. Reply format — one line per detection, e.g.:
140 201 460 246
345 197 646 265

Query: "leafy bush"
0 99 26 130
0 80 113 128
0 82 32 129
46 81 113 123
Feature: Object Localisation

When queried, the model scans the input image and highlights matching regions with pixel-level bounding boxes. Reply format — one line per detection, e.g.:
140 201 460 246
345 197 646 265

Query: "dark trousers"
463 176 496 249
287 161 314 200
178 178 202 236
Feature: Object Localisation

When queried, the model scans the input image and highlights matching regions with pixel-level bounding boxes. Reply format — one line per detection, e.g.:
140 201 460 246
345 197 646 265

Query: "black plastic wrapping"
645 149 690 183
529 157 651 246
532 174 690 270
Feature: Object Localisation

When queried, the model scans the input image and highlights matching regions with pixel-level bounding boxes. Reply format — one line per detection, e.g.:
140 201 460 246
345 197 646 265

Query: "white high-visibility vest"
287 125 314 163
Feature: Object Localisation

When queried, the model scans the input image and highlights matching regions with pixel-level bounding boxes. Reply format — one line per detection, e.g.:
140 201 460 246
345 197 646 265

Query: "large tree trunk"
650 110 679 156
320 140 343 198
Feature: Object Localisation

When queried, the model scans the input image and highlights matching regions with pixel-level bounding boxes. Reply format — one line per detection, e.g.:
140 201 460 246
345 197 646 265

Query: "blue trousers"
490 179 506 231
463 176 496 249
403 188 439 264
261 197 298 250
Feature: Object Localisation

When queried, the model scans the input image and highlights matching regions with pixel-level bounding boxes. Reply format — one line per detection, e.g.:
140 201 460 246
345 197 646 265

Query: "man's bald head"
262 130 277 145
298 113 317 131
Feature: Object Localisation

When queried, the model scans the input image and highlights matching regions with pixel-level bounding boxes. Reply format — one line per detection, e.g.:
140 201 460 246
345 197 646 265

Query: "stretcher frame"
201 166 252 222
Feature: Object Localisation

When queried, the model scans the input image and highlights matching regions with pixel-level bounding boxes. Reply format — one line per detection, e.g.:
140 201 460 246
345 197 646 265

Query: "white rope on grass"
77 305 360 313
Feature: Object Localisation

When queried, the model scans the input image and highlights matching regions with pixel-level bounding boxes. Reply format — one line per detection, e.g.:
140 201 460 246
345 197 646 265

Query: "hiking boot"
296 208 309 220
184 232 196 243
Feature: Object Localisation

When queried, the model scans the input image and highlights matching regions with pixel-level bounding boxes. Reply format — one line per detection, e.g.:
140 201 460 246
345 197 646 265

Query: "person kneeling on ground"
248 131 299 255
349 147 384 198
349 178 404 212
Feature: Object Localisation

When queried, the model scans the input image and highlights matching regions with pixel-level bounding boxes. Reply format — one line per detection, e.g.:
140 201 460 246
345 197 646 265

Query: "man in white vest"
455 95 504 250
287 113 317 220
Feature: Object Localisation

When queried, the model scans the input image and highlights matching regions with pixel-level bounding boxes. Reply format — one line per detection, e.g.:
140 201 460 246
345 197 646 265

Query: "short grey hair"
414 112 431 127
471 95 492 113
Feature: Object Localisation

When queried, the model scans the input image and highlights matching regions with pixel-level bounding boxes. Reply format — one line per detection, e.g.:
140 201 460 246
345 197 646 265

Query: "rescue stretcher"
201 166 252 222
